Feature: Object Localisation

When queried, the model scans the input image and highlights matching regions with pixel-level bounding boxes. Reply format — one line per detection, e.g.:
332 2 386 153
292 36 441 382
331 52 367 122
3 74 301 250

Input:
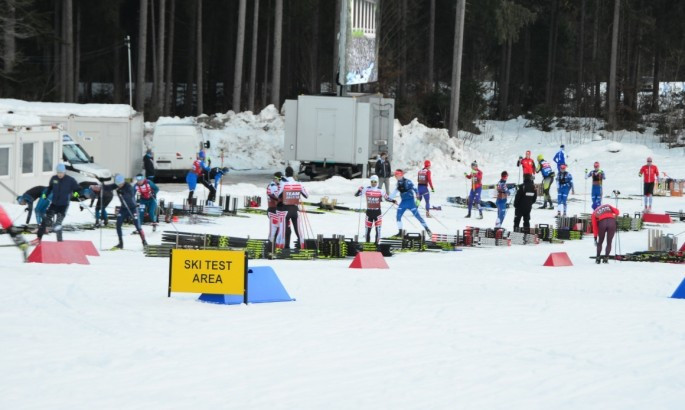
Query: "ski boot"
142 240 148 247
113 241 124 250
595 257 601 264
477 211 483 219
152 223 158 232
538 202 547 209
425 212 432 218
465 212 471 218
602 256 609 264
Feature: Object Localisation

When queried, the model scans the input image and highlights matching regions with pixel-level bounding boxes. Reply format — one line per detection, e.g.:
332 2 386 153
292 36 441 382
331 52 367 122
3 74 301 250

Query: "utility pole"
449 0 466 137
125 35 133 109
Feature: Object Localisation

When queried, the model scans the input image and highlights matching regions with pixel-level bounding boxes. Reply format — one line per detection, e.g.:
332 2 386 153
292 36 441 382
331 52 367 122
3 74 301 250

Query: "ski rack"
243 195 262 208
647 229 679 252
665 210 685 222
510 227 540 245
594 250 685 264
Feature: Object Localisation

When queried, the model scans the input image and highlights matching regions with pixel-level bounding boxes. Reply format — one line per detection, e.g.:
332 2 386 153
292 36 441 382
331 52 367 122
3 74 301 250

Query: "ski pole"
357 192 363 238
584 169 588 213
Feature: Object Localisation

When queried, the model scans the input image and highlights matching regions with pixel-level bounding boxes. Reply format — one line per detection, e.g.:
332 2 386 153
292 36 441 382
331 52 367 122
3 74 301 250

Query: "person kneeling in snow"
388 169 431 237
591 203 619 264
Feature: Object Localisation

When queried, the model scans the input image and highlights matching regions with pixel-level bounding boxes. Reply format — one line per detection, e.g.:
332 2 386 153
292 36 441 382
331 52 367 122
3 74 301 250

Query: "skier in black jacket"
93 174 147 249
513 177 537 230
35 164 80 243
143 149 155 181
16 185 47 225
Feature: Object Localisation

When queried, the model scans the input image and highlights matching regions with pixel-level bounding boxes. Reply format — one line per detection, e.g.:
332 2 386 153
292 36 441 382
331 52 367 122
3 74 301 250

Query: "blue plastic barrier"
198 266 295 305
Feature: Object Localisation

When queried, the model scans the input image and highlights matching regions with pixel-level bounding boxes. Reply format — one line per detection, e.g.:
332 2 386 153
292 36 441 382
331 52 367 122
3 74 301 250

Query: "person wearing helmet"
387 169 431 237
204 166 230 204
92 174 148 249
553 144 567 172
464 161 484 219
33 163 80 244
495 171 511 228
134 173 160 232
586 162 605 210
417 160 435 217
355 175 385 244
517 150 535 181
556 164 574 216
186 151 210 203
536 154 556 209
266 172 287 248
16 185 48 225
591 203 620 264
639 157 659 213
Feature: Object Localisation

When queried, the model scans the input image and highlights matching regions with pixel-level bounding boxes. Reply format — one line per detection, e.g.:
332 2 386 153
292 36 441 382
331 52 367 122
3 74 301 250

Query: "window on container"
22 142 34 174
0 147 9 177
43 141 55 172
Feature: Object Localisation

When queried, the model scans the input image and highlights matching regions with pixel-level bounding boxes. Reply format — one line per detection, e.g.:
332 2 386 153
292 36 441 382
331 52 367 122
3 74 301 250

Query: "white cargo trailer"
0 99 144 179
0 124 61 202
284 94 394 179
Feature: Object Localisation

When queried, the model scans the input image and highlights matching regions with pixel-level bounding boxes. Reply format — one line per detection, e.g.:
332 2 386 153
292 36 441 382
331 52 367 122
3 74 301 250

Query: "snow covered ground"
2 112 685 409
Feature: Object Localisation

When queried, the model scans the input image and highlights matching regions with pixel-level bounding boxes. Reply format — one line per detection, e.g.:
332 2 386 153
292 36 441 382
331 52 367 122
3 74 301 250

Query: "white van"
152 123 206 179
62 133 112 183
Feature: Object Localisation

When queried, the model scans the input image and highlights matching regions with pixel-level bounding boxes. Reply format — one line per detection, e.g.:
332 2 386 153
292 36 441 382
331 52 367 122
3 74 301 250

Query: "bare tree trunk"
309 0 319 94
233 0 247 112
428 0 435 92
545 0 558 106
65 0 74 102
652 46 659 112
248 0 260 111
136 0 149 111
74 5 81 101
114 46 123 103
262 0 271 108
449 0 466 137
501 38 513 120
60 0 67 101
155 0 166 117
3 1 17 96
271 0 283 109
608 0 620 129
150 0 157 113
196 0 204 115
333 0 340 87
522 27 531 112
165 0 176 115
184 0 197 115
576 0 586 116
54 0 61 100
399 0 408 99
593 0 601 116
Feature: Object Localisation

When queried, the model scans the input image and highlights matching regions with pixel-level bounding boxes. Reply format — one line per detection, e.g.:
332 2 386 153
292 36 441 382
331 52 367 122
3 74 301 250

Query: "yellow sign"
169 249 246 296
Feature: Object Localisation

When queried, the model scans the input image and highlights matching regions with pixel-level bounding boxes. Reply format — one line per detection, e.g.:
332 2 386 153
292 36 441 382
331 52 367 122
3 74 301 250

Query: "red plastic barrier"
642 213 672 224
543 252 573 267
349 251 389 269
27 240 99 265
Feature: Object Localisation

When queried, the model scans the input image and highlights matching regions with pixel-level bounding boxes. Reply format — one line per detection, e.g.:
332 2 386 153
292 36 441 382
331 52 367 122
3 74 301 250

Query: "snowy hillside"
3 111 685 409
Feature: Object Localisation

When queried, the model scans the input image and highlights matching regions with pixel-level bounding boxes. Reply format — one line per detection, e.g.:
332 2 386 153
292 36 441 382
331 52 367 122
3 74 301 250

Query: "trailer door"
315 109 336 160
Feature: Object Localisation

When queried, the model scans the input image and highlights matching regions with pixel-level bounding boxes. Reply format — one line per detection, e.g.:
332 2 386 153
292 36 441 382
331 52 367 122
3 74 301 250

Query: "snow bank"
0 98 135 118
0 113 43 126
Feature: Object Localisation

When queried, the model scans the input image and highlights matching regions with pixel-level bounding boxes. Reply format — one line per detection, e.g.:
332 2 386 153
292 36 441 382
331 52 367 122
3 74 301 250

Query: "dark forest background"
1 0 684 135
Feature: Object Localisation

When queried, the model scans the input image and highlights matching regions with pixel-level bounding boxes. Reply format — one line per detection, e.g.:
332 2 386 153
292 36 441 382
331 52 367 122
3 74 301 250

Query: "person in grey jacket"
374 152 392 195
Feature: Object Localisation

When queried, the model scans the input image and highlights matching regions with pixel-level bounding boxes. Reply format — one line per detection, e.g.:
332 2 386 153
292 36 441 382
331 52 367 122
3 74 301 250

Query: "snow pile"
0 113 43 126
0 98 136 118
392 119 481 178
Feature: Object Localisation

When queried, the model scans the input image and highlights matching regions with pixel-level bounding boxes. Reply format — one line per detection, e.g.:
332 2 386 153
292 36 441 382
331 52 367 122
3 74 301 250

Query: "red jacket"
417 168 434 189
591 204 620 237
466 168 483 190
519 157 535 175
639 164 659 183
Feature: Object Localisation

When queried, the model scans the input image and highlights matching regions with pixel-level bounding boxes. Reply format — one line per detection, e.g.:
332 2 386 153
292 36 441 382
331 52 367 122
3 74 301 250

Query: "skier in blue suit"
387 169 431 237
553 144 567 172
556 164 575 216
